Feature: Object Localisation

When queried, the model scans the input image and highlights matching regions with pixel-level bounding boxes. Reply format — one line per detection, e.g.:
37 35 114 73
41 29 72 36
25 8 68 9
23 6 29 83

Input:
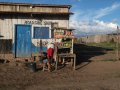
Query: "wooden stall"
53 27 76 70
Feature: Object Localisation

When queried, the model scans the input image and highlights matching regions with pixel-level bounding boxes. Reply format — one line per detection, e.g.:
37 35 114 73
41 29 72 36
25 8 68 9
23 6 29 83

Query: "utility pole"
116 26 119 60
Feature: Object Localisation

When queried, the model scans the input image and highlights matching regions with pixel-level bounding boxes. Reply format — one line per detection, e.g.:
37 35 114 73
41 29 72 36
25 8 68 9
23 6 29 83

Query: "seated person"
39 51 54 71
39 52 47 63
39 52 48 69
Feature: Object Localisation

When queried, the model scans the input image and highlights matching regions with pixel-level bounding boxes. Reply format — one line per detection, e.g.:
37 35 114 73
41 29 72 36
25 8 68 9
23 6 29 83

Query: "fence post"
116 26 119 60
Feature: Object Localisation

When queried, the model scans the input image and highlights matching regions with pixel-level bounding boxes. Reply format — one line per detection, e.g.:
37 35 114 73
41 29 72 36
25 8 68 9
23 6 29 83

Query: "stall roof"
53 27 75 31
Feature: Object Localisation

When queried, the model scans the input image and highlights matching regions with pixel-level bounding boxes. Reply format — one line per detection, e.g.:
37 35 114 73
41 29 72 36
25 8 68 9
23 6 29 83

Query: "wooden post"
116 26 119 60
54 35 58 70
55 43 58 70
70 37 74 54
73 54 76 70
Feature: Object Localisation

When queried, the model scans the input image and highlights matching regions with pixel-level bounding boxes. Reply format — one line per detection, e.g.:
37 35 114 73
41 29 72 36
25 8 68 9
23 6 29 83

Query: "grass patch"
101 59 117 62
87 42 118 50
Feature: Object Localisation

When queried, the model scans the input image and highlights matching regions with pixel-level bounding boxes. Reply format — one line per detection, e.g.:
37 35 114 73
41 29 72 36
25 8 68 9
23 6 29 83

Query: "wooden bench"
31 53 49 71
31 53 45 61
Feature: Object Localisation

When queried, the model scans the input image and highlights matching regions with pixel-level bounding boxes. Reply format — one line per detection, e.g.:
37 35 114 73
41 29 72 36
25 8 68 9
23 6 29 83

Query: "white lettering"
24 20 54 25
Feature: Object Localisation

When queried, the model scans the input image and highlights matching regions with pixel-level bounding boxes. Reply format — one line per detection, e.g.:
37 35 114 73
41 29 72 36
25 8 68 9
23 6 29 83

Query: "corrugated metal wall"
0 3 70 59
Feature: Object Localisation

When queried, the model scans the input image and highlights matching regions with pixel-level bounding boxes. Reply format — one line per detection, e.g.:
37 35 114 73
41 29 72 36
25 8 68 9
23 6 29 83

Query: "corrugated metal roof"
0 2 71 8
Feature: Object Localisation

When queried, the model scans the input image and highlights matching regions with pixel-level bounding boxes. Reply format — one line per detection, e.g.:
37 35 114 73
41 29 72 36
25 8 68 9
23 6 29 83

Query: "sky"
0 0 120 37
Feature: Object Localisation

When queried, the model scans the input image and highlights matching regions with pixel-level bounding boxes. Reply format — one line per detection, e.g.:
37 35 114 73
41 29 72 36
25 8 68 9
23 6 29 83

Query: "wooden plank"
0 4 69 13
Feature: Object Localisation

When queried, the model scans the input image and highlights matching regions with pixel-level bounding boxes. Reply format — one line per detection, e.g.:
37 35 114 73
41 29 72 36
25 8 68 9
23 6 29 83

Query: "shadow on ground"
74 43 113 69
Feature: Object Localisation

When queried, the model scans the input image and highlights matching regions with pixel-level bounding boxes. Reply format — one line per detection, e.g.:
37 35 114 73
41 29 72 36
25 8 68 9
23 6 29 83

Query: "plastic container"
29 62 36 72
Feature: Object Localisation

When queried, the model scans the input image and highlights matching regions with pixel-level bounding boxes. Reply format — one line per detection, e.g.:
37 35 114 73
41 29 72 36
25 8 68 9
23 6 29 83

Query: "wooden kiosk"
53 27 76 70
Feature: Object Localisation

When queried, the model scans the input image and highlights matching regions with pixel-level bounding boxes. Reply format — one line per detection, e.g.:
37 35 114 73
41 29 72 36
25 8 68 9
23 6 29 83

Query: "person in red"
47 43 54 71
47 47 54 60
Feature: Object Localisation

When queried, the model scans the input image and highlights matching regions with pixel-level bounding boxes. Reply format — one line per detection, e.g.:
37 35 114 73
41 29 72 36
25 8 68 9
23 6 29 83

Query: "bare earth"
0 51 120 90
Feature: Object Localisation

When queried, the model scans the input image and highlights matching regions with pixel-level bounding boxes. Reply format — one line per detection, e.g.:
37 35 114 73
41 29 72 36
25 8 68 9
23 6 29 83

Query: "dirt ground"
0 44 120 90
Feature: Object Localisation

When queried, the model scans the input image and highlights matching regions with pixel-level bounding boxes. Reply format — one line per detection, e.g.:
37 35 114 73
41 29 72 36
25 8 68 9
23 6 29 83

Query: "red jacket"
47 48 54 58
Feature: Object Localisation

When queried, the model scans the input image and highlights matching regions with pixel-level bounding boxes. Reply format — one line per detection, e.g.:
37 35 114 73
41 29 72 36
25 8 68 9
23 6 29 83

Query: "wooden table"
56 53 76 70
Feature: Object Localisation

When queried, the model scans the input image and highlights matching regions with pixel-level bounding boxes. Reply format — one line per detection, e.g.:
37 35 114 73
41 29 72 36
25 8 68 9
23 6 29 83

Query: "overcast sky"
0 0 120 37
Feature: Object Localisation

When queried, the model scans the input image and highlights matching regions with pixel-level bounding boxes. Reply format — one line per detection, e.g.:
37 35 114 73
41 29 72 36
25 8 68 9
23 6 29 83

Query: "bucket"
29 62 36 72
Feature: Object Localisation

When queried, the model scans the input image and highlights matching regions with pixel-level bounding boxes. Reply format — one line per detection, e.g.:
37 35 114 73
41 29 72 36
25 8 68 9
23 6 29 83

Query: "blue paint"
13 42 47 56
31 43 47 53
15 25 31 57
33 27 49 39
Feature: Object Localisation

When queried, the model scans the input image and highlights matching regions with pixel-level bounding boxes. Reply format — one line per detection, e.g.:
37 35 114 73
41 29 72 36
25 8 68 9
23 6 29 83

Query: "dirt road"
0 59 120 90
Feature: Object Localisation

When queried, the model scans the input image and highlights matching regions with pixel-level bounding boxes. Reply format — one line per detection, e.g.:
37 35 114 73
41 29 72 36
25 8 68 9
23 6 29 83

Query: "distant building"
78 34 119 44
